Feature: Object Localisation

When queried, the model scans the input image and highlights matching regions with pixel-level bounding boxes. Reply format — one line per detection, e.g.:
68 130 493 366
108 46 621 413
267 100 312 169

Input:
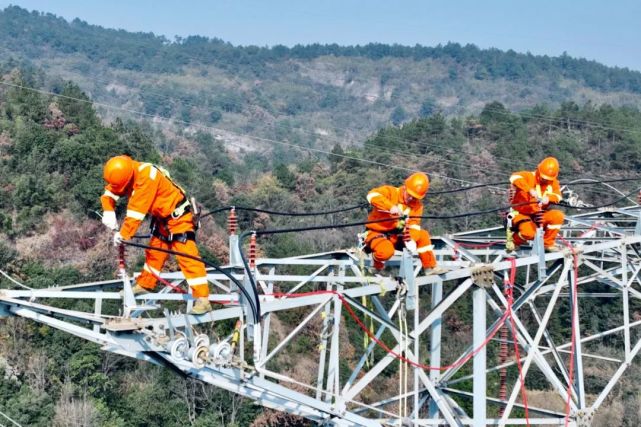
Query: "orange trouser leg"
366 232 395 269
415 229 436 269
512 214 537 246
136 236 170 290
542 209 565 247
172 239 209 297
168 213 209 298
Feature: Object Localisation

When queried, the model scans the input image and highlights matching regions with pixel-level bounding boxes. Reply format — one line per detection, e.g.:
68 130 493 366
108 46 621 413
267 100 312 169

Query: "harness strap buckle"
171 199 191 219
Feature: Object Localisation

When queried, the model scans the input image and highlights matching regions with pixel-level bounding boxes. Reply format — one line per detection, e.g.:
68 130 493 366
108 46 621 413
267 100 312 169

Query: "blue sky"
2 0 641 71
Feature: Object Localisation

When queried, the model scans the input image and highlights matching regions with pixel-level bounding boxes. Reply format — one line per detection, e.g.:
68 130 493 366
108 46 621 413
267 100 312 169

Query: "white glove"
405 240 417 253
539 195 549 205
102 211 118 230
389 205 402 216
113 231 124 247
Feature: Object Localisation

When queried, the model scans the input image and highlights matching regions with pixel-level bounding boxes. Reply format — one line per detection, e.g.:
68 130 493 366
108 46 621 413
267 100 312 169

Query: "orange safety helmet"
537 157 559 181
103 155 134 192
405 172 429 199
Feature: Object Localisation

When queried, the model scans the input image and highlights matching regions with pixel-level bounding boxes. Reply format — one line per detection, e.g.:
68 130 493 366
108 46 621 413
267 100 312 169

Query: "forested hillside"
2 6 641 425
2 61 641 424
2 5 641 157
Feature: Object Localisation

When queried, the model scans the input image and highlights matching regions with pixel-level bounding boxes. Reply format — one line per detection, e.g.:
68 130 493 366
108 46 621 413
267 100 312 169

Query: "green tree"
390 106 407 125
274 164 296 190
419 98 437 118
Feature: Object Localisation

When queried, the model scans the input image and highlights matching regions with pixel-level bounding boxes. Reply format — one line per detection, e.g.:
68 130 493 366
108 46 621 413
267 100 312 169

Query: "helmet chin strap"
110 173 135 195
401 187 415 205
125 173 135 189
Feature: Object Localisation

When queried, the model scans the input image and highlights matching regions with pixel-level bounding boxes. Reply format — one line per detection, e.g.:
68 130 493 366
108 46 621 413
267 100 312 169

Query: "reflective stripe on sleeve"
138 163 157 180
417 245 434 254
187 277 209 286
408 224 421 230
547 224 562 230
126 210 146 220
509 174 524 184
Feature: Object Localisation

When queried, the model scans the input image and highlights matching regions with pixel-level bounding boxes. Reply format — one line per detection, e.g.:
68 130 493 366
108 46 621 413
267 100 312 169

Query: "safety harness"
151 228 197 244
148 165 201 244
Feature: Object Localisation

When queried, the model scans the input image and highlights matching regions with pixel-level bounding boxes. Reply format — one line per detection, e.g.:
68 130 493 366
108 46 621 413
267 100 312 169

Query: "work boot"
423 266 449 276
544 243 562 253
366 266 383 276
190 297 213 315
119 284 150 297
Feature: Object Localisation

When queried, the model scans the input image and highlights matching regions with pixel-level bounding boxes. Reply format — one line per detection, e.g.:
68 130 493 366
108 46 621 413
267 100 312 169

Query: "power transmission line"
0 79 498 188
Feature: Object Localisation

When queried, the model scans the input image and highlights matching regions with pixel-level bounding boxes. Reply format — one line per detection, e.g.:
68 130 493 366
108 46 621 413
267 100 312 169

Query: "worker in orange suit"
364 172 444 275
509 157 564 252
100 155 211 314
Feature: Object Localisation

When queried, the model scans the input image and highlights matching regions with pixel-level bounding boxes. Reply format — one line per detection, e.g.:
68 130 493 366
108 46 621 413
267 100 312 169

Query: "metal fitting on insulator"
402 223 411 242
228 207 237 236
118 244 126 269
533 210 543 227
249 232 257 269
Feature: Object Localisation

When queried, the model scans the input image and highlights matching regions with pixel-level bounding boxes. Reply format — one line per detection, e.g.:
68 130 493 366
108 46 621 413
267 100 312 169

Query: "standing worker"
100 155 211 314
509 156 564 252
364 172 444 274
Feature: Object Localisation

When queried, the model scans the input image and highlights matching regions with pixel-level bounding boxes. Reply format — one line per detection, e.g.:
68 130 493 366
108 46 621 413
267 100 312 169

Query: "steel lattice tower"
2 206 641 426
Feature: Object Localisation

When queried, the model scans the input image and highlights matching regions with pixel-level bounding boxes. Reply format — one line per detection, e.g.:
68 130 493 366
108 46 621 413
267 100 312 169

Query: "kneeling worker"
364 172 443 274
509 156 565 252
100 155 211 314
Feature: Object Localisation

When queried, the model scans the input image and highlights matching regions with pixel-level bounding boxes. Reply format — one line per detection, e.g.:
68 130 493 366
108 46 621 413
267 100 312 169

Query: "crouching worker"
509 156 565 252
100 155 211 314
363 172 445 275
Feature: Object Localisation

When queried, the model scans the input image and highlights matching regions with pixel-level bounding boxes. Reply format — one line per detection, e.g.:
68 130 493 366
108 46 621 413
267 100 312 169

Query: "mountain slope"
2 5 641 153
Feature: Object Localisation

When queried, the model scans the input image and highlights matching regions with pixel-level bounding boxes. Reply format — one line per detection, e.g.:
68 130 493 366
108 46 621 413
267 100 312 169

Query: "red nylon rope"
270 259 517 373
505 257 531 425
558 236 579 426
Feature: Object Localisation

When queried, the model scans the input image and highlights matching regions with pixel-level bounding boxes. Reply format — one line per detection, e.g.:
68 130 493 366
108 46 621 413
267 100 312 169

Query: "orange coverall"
365 185 436 269
100 162 209 297
509 170 564 248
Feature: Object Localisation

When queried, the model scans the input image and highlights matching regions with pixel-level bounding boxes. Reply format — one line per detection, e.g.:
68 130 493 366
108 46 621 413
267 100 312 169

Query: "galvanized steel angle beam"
1 207 641 425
